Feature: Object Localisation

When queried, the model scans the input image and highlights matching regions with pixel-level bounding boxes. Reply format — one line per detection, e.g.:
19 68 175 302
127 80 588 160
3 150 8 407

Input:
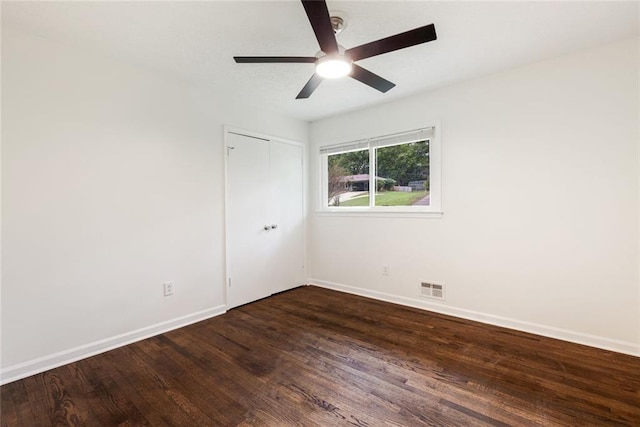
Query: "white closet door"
226 132 305 309
226 132 274 308
269 141 306 293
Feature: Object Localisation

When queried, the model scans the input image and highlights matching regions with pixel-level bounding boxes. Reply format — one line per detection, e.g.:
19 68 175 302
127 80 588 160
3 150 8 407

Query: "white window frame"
318 125 442 218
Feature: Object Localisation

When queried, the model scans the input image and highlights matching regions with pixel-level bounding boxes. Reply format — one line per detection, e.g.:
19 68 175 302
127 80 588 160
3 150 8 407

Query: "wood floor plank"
2 286 639 426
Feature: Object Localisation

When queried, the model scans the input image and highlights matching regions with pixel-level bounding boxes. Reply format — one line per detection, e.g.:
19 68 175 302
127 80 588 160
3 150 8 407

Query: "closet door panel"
226 132 273 308
269 141 306 293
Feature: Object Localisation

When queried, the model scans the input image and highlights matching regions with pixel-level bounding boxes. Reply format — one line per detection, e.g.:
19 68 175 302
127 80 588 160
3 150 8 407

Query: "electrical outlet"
164 282 174 296
383 265 389 276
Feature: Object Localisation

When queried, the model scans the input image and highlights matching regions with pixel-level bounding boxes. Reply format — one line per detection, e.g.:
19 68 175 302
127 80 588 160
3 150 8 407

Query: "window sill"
315 210 444 219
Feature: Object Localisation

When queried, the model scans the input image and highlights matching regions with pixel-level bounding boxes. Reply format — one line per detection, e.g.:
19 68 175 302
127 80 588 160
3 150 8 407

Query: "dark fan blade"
346 24 437 61
234 56 317 63
301 0 338 54
350 64 395 93
296 73 323 99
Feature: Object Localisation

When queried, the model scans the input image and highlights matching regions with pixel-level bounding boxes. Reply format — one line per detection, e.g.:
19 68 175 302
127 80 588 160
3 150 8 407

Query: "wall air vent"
421 282 445 300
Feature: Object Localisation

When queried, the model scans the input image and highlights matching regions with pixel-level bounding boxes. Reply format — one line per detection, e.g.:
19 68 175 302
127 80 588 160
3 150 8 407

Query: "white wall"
309 38 640 355
2 26 638 386
1 28 308 380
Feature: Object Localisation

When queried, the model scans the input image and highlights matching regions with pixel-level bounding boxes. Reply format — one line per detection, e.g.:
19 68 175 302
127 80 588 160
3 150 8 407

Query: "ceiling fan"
233 0 437 99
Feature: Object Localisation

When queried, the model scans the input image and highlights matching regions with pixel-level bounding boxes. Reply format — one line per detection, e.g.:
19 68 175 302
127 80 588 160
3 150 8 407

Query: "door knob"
264 225 271 231
271 224 278 230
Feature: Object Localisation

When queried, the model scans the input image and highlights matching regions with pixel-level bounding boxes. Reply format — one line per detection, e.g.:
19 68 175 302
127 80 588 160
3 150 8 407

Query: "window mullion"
369 147 376 208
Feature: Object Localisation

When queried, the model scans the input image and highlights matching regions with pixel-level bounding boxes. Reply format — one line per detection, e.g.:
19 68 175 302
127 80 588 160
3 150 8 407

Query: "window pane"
375 140 430 207
327 149 370 207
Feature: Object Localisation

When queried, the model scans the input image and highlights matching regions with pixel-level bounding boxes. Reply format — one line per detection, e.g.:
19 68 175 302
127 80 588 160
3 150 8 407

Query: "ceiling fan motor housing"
330 15 345 34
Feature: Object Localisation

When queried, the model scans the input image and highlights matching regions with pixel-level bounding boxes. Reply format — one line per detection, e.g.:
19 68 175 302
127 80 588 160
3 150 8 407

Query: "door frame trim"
223 126 307 309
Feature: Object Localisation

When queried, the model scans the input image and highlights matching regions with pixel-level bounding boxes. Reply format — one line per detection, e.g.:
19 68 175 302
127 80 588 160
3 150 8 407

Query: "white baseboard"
309 279 640 357
0 305 227 385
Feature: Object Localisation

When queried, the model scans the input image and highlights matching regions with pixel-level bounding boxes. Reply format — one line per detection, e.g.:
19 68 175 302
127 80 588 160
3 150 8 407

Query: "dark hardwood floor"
2 286 639 426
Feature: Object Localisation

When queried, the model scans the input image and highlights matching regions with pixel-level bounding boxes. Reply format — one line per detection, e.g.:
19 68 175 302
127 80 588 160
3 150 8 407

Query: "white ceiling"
3 1 639 122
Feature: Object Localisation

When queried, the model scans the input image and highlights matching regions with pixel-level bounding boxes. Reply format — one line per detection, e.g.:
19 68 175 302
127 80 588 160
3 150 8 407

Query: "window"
320 126 441 215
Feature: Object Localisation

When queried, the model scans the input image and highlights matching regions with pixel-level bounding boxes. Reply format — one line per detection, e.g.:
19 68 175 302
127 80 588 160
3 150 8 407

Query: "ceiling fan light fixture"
315 55 352 79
